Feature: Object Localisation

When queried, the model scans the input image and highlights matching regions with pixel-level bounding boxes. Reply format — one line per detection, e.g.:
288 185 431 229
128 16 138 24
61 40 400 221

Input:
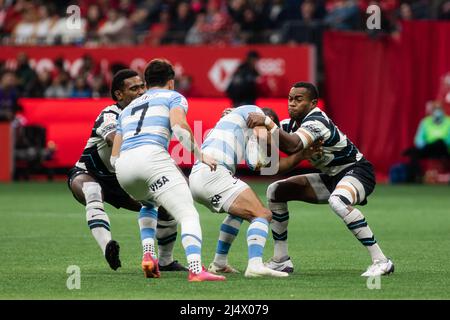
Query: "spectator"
144 8 171 46
186 12 207 45
70 77 92 98
0 70 22 122
203 0 232 44
28 70 51 97
85 4 103 44
35 4 58 45
91 74 108 98
98 8 130 44
226 50 261 107
238 7 264 44
166 1 195 44
403 101 450 182
324 0 360 30
414 102 450 154
47 10 86 45
437 0 450 20
15 52 37 97
282 0 324 45
12 2 36 44
45 71 71 98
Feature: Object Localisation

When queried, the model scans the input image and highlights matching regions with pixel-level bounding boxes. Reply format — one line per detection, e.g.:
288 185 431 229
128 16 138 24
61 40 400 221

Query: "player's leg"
226 188 288 278
137 204 160 278
328 175 393 276
114 194 184 271
156 183 225 282
208 214 243 274
265 174 329 272
156 206 187 271
68 171 120 270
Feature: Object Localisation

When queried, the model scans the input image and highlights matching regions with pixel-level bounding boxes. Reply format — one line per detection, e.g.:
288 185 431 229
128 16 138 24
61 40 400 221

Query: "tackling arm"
247 112 305 155
110 133 122 168
170 107 217 171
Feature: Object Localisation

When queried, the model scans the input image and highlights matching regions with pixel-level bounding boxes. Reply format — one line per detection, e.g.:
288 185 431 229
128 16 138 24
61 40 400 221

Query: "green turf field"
0 182 449 300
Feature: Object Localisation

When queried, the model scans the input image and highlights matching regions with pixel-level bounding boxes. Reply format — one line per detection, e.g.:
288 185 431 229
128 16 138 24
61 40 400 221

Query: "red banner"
0 123 13 182
324 21 450 175
1 45 314 98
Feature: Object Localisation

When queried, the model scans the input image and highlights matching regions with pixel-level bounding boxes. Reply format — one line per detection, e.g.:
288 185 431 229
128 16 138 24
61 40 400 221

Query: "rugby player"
189 105 320 277
67 69 185 272
112 59 225 282
246 82 394 277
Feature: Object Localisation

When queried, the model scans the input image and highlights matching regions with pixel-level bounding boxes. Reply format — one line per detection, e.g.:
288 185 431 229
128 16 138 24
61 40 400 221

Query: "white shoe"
264 256 294 273
208 262 240 274
245 264 289 278
361 258 394 277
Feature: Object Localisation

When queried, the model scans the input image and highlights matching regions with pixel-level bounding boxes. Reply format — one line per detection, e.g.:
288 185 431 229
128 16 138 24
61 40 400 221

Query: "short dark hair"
261 107 280 127
293 82 319 100
144 59 175 88
110 69 139 101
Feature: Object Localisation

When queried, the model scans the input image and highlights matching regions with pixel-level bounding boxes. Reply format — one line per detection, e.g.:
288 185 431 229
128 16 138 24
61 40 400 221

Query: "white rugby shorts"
189 163 249 213
115 144 188 205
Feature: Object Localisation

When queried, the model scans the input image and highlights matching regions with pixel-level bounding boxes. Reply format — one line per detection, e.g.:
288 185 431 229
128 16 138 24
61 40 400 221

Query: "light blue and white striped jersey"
116 89 188 152
199 105 264 173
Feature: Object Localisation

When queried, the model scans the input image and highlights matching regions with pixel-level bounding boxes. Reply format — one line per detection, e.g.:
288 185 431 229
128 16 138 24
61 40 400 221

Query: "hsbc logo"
208 58 286 92
208 59 240 92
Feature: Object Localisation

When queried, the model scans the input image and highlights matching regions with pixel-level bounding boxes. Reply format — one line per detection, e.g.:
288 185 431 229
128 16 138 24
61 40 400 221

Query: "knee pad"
82 182 103 210
328 195 351 218
266 181 280 202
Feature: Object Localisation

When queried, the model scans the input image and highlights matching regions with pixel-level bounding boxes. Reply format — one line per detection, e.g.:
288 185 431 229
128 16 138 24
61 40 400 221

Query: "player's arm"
105 131 116 147
96 111 119 147
247 112 305 154
110 133 122 169
275 140 323 174
169 107 217 171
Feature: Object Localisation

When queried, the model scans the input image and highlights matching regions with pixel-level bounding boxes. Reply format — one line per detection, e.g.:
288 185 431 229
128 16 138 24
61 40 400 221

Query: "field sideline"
0 182 449 300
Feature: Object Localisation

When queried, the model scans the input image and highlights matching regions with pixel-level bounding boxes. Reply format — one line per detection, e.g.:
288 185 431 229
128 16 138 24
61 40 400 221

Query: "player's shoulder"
100 103 121 116
302 107 330 125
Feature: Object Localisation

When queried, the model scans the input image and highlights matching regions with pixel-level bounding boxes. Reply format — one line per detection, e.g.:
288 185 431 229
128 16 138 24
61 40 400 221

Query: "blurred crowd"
0 0 448 47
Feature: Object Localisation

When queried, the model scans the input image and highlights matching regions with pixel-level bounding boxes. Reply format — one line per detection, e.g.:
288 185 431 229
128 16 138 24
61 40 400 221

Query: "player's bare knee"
328 195 351 218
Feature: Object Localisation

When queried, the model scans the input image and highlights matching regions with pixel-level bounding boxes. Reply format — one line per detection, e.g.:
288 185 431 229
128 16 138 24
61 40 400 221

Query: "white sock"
156 219 177 266
268 200 289 260
155 184 203 274
247 217 269 268
330 194 387 263
83 182 111 254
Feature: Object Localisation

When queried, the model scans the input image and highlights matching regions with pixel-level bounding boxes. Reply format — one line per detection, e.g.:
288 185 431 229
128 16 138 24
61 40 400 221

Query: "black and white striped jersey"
280 118 300 133
293 107 363 176
75 104 121 177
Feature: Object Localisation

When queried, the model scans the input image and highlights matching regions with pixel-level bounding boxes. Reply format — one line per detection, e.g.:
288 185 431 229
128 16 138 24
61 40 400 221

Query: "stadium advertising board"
1 45 314 98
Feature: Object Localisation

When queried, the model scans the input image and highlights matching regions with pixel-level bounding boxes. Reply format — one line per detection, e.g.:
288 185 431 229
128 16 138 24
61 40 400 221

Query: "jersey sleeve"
280 119 291 132
294 119 331 148
94 111 119 140
115 113 123 136
168 92 189 113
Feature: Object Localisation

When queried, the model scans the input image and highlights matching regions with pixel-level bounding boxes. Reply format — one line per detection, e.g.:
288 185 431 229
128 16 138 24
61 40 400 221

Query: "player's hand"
302 139 324 159
201 153 217 171
246 112 266 128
